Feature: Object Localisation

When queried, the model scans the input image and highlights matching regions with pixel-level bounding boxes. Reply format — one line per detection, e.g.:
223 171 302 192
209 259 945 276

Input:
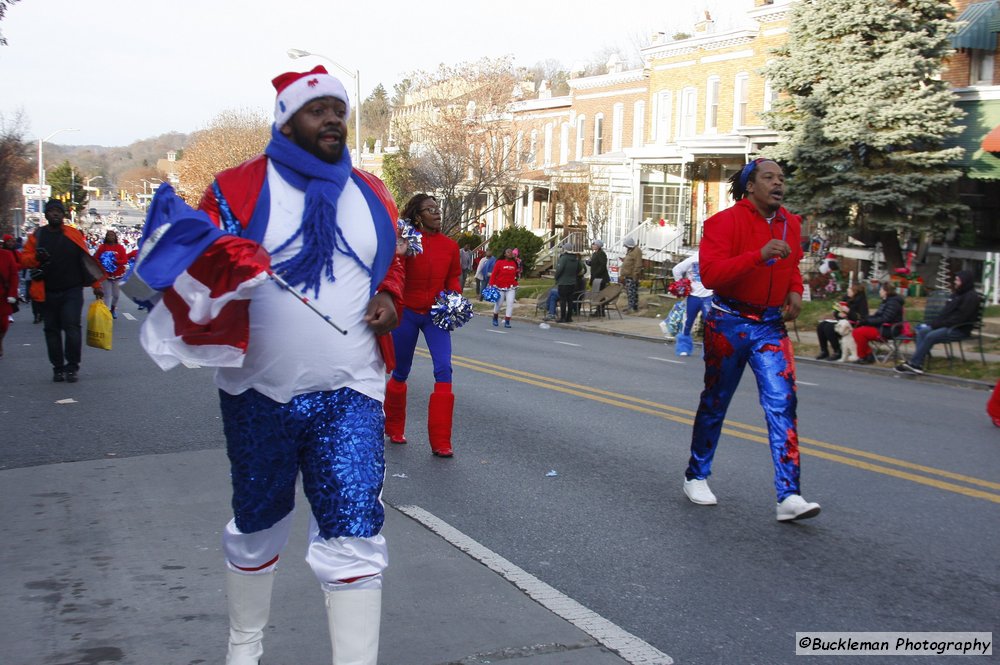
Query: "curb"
514 314 996 392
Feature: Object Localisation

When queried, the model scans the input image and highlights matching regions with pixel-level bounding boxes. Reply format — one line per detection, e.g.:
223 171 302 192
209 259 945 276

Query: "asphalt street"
2 296 998 665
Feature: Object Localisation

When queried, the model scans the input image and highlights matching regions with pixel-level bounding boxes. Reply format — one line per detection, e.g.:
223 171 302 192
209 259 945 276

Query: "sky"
1 0 755 147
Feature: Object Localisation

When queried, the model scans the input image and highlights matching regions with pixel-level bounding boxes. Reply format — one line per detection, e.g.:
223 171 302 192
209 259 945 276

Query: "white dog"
834 319 859 362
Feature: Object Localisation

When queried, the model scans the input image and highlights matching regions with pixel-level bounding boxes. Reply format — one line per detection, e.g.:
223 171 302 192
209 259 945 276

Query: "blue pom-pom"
397 219 423 256
430 290 474 331
123 256 136 281
99 251 118 274
481 285 501 303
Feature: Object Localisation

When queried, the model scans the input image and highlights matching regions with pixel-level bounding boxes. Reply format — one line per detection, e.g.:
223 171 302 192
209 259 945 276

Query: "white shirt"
215 162 384 404
672 251 714 299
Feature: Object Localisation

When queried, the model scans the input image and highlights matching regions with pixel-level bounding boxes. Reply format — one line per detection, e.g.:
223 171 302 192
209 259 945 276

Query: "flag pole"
267 270 348 336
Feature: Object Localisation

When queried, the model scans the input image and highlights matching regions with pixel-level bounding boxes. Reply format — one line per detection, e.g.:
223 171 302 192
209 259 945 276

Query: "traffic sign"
22 184 52 198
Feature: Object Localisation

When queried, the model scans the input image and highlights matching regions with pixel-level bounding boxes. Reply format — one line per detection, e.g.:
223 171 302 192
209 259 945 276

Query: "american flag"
126 184 270 370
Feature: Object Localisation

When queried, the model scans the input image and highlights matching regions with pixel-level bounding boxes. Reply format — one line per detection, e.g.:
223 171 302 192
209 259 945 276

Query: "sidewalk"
508 299 998 390
2 450 665 665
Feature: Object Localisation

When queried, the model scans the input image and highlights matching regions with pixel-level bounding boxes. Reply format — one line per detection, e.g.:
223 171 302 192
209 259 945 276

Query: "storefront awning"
982 124 1000 152
951 1 1000 51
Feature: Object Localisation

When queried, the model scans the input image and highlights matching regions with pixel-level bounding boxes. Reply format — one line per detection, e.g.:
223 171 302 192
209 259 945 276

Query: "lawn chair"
573 279 603 318
942 293 987 365
587 283 623 320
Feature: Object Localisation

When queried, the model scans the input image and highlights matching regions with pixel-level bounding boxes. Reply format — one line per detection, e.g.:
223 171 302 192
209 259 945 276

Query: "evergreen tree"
764 0 967 268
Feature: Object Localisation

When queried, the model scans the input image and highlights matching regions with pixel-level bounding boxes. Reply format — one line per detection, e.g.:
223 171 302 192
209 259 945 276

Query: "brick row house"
389 0 1000 288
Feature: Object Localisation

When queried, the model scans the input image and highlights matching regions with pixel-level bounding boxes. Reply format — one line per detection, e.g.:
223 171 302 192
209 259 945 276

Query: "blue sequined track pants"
219 387 386 540
685 304 801 501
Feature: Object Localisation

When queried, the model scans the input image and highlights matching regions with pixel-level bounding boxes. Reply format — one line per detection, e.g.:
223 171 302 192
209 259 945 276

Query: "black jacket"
843 290 869 324
863 293 905 329
931 270 979 334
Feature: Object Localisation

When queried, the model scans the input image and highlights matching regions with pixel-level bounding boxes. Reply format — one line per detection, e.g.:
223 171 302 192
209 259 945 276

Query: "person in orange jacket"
19 199 104 382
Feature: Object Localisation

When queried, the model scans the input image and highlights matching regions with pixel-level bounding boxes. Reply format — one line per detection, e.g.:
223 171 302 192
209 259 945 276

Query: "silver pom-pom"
430 290 475 331
397 219 423 256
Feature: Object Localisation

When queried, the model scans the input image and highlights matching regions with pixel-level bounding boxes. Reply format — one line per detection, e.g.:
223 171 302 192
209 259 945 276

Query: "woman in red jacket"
488 247 520 328
383 194 461 457
0 239 18 357
93 230 128 318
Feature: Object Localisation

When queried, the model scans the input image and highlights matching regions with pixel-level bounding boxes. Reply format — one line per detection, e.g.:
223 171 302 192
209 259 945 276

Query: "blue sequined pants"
685 303 801 501
219 387 386 540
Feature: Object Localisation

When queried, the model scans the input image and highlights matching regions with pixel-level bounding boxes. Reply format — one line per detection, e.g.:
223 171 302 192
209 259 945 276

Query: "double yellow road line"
421 350 1000 504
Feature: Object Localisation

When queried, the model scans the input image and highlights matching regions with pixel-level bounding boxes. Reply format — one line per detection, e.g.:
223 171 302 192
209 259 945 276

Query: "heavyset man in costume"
682 158 821 522
131 65 404 665
383 193 461 457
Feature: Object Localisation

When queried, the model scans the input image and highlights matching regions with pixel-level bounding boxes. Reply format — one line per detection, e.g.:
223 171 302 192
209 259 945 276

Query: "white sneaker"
776 494 821 522
683 478 718 505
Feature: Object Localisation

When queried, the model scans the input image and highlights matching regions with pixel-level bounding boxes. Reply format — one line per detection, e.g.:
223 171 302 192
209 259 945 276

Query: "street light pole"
37 128 79 215
287 49 362 166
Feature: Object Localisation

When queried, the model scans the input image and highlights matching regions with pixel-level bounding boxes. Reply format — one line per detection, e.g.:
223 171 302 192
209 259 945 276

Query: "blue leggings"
686 302 801 501
683 294 712 336
390 308 453 383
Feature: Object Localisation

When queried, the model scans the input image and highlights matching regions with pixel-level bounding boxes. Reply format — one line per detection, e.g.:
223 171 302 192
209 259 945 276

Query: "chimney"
694 10 715 33
606 53 623 74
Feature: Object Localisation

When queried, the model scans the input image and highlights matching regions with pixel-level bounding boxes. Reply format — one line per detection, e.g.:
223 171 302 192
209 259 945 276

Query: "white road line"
488 330 508 334
123 312 137 321
395 504 674 665
554 341 581 347
796 380 819 386
648 356 685 365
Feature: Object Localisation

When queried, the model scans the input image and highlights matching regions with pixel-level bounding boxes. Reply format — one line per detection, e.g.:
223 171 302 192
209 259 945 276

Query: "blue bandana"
739 158 768 191
264 125 372 296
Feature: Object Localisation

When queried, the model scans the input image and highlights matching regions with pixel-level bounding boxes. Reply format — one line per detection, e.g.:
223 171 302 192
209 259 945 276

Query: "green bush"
488 227 544 274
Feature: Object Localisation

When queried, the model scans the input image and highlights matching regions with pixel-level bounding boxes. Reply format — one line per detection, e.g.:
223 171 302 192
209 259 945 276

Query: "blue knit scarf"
264 125 372 296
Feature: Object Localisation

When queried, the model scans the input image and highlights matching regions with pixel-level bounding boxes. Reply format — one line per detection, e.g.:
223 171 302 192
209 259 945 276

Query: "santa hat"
272 65 350 127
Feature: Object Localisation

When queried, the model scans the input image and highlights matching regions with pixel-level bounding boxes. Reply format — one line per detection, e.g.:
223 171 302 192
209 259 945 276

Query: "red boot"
383 377 407 444
427 382 454 457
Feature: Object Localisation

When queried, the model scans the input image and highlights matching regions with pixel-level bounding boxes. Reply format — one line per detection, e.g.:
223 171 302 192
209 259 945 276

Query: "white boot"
226 569 275 665
324 587 382 665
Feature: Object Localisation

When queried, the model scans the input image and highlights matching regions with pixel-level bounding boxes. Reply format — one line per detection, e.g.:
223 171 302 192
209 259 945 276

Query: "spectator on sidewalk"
619 237 642 312
852 283 904 365
815 282 868 361
554 242 583 323
895 270 979 375
458 244 473 292
587 240 610 317
476 248 495 301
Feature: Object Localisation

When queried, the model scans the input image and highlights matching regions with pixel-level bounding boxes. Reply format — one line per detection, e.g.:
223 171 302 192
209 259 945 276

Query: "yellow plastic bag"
86 299 113 351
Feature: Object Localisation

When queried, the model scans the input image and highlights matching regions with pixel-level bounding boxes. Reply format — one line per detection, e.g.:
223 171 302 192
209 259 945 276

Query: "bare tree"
391 58 521 235
178 108 270 204
0 110 33 234
0 0 22 47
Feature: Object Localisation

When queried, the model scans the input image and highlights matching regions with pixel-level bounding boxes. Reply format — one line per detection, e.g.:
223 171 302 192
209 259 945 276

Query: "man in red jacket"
682 159 821 522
